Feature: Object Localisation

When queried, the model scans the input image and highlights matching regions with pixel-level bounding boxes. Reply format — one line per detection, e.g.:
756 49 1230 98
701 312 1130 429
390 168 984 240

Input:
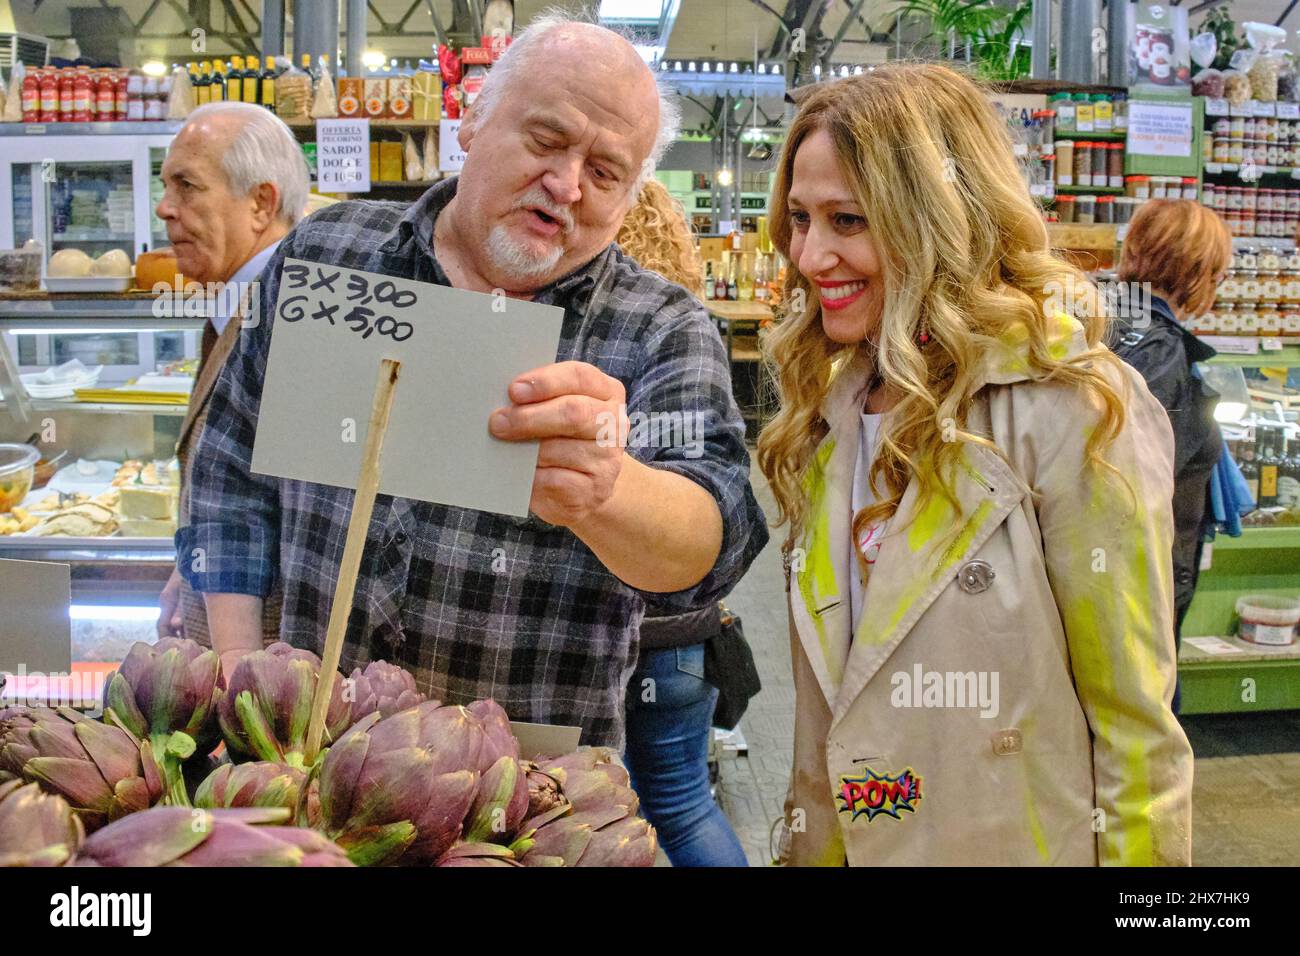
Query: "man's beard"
485 223 565 282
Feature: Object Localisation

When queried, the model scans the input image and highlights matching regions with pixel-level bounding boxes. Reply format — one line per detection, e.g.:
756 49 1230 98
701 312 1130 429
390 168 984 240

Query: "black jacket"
1108 294 1223 618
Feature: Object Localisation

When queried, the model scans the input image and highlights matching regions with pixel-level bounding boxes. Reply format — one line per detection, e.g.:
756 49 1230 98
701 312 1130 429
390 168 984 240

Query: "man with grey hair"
181 17 767 746
157 100 310 645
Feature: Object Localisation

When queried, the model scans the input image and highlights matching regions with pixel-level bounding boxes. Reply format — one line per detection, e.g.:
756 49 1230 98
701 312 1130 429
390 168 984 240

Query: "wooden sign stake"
304 357 401 763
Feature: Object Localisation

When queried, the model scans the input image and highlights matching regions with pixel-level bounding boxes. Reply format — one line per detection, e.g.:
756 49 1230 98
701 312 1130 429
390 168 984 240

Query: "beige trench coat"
782 315 1193 866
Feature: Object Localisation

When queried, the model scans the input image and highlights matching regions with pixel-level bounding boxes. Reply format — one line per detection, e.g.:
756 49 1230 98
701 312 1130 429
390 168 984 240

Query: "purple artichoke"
315 701 485 866
0 707 163 831
103 638 221 804
74 806 353 867
217 643 352 770
462 755 530 844
344 660 427 721
511 750 656 867
0 779 84 867
193 762 306 814
466 699 519 770
436 841 521 867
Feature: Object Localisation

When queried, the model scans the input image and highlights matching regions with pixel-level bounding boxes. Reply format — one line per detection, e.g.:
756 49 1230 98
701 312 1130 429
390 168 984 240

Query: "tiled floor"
713 472 1300 867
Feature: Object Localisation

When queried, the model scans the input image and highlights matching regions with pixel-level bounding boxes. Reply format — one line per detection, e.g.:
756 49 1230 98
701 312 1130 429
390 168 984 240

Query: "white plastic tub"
1236 594 1300 646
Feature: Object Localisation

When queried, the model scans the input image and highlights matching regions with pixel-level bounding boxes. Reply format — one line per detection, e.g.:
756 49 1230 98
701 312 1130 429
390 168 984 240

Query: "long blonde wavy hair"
616 178 704 292
757 64 1127 551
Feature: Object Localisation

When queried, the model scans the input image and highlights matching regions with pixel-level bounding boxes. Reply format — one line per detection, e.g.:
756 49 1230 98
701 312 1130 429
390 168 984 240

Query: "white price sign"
315 118 371 193
1279 102 1300 119
439 119 466 172
1126 100 1193 158
1204 98 1229 116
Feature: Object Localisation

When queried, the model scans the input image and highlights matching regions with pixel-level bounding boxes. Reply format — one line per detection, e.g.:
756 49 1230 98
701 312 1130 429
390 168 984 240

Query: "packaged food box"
338 77 363 116
379 141 403 181
364 77 387 118
388 75 411 118
412 70 441 121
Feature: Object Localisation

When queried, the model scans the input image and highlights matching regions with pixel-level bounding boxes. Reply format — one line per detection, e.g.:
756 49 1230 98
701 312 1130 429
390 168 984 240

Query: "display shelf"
1053 184 1125 194
1046 222 1118 250
1203 162 1300 177
0 398 188 416
283 118 439 129
52 230 135 242
0 294 209 330
0 121 183 137
1212 526 1300 550
1181 520 1300 714
1053 130 1126 140
1203 343 1300 366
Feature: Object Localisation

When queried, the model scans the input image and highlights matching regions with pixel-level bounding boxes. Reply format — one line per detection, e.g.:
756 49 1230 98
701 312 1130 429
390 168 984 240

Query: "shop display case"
0 294 204 622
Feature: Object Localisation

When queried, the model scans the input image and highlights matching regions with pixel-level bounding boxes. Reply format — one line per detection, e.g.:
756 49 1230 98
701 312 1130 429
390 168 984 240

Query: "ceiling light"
729 63 738 73
702 62 711 72
362 49 386 70
141 60 168 77
758 63 767 74
716 168 734 187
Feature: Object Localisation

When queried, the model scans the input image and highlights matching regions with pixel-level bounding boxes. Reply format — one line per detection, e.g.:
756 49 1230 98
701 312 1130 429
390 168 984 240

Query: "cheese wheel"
135 249 186 291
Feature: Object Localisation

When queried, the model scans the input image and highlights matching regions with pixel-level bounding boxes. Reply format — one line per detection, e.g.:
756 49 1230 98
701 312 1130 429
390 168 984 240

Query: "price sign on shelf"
1204 98 1229 116
1279 102 1300 119
315 118 371 193
439 119 466 172
252 259 564 516
1126 100 1193 158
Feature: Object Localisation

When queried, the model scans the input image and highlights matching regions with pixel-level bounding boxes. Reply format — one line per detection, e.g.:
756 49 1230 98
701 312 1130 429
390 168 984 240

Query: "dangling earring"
918 320 930 346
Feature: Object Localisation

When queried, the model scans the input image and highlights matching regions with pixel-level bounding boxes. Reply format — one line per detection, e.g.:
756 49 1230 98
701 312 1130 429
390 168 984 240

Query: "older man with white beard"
178 15 767 746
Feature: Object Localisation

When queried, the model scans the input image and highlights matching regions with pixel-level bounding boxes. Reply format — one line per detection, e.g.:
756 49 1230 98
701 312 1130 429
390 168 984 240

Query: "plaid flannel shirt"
177 177 767 746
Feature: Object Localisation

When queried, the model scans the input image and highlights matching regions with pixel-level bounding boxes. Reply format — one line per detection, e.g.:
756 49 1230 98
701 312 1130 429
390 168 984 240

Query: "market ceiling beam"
822 0 868 69
396 0 426 30
235 0 262 33
1276 0 1300 28
217 0 261 56
129 0 167 33
422 0 451 47
367 1 394 32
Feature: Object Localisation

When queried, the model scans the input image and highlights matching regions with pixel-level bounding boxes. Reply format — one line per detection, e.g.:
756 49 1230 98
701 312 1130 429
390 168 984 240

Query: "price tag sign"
1126 100 1193 158
252 260 565 516
1278 102 1300 119
439 118 466 172
1262 337 1284 351
315 118 370 193
1205 98 1229 116
1254 101 1277 117
1230 102 1253 117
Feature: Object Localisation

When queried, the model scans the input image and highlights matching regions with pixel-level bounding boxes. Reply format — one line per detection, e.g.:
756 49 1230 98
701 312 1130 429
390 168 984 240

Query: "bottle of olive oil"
195 61 211 105
209 60 226 101
227 56 244 103
261 56 277 112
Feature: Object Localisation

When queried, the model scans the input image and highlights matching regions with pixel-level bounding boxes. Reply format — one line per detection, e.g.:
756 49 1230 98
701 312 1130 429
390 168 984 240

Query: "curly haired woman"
758 65 1193 866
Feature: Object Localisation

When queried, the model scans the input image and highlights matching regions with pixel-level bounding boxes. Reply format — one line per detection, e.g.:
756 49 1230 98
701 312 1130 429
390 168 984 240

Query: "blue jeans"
623 643 749 867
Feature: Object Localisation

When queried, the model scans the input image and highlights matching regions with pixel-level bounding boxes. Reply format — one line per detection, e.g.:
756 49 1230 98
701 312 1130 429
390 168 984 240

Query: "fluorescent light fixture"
758 63 767 74
687 61 696 71
70 604 160 622
840 65 849 77
715 62 724 73
141 61 168 77
702 62 711 72
729 63 738 73
361 49 386 70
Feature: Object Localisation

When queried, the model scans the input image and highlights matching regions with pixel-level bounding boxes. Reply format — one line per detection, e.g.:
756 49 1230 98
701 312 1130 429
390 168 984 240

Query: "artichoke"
467 698 519 769
193 762 306 814
345 660 427 721
217 643 352 770
511 750 656 867
0 779 84 867
103 637 221 804
315 701 485 866
462 755 529 844
0 707 163 831
74 806 353 867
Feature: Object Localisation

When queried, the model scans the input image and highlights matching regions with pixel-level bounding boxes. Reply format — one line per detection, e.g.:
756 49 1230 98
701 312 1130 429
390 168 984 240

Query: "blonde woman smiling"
759 65 1193 866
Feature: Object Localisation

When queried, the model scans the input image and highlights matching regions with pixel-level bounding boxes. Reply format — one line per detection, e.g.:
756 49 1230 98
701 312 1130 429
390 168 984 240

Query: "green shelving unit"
1178 345 1300 714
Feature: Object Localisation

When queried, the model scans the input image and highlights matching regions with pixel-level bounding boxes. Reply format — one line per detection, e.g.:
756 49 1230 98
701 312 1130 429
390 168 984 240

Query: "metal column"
345 0 367 77
1030 0 1052 80
292 0 341 71
1058 0 1096 84
1107 0 1130 86
262 0 285 57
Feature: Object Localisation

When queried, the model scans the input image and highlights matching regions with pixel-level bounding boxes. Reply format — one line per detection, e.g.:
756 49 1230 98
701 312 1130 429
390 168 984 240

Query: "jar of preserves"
1182 177 1198 200
1215 186 1229 210
1230 116 1246 139
1269 143 1282 165
58 69 74 121
1244 116 1258 140
1152 176 1168 200
1202 183 1216 207
1243 187 1258 212
1260 247 1283 270
1259 304 1284 334
1239 303 1260 335
71 68 92 122
1125 174 1150 199
1203 133 1216 164
1282 272 1300 302
1262 271 1283 299
1214 136 1232 163
1289 191 1300 213
1229 139 1246 164
1240 247 1259 270
1219 304 1241 334
1254 140 1269 165
114 71 128 120
1284 309 1300 337
1241 271 1262 301
1219 272 1242 301
1214 117 1232 138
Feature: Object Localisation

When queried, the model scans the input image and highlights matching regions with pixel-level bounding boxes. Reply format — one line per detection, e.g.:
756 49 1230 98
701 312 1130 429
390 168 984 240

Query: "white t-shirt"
850 411 887 636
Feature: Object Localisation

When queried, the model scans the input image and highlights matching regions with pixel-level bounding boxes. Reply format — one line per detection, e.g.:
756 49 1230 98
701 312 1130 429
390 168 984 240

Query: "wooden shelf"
707 300 774 322
1046 222 1119 251
284 118 439 129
